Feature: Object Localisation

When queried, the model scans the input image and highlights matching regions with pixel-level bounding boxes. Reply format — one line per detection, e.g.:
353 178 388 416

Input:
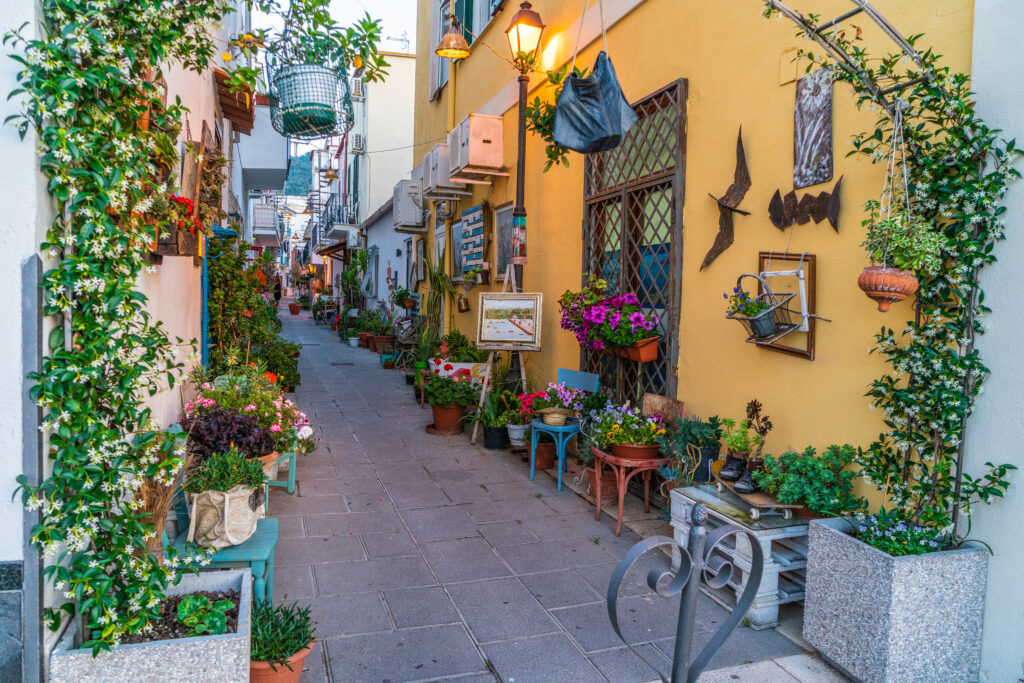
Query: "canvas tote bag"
187 485 263 550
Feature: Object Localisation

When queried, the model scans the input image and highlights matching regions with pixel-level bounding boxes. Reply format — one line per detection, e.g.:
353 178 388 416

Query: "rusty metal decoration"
700 128 751 270
794 66 834 189
607 503 764 682
769 175 842 231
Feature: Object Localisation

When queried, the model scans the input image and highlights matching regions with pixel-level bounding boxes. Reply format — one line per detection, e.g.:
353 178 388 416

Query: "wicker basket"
725 273 796 343
537 408 570 426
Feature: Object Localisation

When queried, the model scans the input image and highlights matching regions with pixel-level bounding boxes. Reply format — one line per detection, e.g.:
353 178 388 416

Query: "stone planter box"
50 569 252 682
803 518 986 683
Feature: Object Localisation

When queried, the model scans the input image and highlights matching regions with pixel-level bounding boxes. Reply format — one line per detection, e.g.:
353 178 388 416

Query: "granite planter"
803 518 986 683
49 569 252 683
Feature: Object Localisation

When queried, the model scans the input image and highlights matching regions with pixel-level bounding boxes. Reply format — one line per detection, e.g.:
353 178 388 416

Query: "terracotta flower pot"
358 332 369 348
605 336 660 363
533 442 556 469
610 443 661 461
403 299 417 309
288 303 301 315
429 403 465 434
257 452 281 479
857 265 919 312
250 644 314 683
367 336 377 352
585 467 617 503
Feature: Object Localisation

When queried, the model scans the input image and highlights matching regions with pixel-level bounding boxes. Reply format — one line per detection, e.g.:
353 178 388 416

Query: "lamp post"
505 1 544 292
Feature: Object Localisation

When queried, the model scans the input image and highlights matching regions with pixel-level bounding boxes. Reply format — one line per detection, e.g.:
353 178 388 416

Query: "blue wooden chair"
165 490 278 602
264 452 297 512
530 368 600 491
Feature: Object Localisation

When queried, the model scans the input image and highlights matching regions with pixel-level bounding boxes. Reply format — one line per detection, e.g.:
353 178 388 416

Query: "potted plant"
182 448 269 550
723 283 775 338
390 286 414 310
49 569 253 682
182 406 277 470
421 371 480 435
657 415 723 485
477 390 513 449
559 276 660 362
288 301 301 315
716 399 772 494
504 408 531 449
752 445 864 518
591 402 667 461
250 601 315 683
576 396 617 502
857 200 944 311
519 382 587 426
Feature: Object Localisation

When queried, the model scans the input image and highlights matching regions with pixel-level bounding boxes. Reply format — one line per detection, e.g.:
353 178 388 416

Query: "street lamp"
505 1 544 291
436 0 471 61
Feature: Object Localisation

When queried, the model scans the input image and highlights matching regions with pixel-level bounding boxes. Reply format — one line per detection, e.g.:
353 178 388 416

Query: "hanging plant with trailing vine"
761 2 1018 551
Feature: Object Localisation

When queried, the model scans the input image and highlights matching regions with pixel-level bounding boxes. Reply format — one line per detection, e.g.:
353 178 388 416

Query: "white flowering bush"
762 4 1018 547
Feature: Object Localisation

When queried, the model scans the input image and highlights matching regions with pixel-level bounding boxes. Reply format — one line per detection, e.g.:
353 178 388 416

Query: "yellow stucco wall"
411 0 974 459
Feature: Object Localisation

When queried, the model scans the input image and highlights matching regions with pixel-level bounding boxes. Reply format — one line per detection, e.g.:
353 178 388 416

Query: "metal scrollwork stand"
607 503 764 683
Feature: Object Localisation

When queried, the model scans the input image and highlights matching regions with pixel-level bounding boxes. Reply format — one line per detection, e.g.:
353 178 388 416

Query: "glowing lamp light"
505 1 545 72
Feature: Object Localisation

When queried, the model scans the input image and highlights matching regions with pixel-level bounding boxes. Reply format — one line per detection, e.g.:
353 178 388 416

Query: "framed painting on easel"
476 292 542 351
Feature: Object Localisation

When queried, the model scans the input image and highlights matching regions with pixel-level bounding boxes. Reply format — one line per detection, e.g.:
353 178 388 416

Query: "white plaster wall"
968 1 1024 680
364 212 409 309
0 0 49 561
362 54 417 216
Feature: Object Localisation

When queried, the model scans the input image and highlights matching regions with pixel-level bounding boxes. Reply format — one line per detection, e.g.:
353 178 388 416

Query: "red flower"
433 369 440 375
458 368 471 377
434 358 443 365
443 363 454 372
263 372 278 384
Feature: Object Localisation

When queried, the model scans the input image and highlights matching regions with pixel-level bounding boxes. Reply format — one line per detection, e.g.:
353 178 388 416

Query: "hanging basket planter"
725 274 797 343
857 265 919 312
603 336 661 363
268 63 354 140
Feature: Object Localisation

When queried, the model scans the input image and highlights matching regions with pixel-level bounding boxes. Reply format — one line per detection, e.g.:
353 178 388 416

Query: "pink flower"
244 404 256 411
270 424 282 432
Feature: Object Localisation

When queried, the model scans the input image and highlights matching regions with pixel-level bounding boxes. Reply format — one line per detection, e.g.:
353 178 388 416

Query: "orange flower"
263 372 278 384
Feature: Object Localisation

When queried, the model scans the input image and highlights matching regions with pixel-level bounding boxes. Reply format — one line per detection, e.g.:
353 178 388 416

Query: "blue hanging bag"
551 0 637 154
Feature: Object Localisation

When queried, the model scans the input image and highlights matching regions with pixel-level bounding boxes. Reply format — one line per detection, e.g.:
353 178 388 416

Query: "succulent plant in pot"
250 600 316 683
752 444 865 517
657 414 723 486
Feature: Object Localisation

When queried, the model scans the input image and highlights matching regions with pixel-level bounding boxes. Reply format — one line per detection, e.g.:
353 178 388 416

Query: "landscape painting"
476 293 543 350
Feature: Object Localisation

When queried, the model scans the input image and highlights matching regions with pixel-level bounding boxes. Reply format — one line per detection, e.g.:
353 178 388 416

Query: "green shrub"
177 594 234 637
752 445 865 516
422 374 480 407
183 448 268 494
251 600 314 671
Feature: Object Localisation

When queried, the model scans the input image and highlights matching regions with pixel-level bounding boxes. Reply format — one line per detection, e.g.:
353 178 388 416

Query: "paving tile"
589 644 671 683
551 595 680 652
315 556 436 595
420 537 512 584
343 489 393 511
523 511 622 541
290 465 338 480
272 493 348 515
773 654 847 682
304 510 402 536
300 476 385 497
519 569 603 609
274 534 366 566
310 593 391 638
461 498 561 523
475 520 539 547
384 586 460 629
324 625 486 682
657 626 805 671
298 643 329 683
384 480 451 509
274 514 306 538
328 462 378 480
401 506 479 542
482 634 604 682
360 530 421 559
439 483 495 504
696 660 798 682
496 537 619 574
446 578 558 643
272 565 315 602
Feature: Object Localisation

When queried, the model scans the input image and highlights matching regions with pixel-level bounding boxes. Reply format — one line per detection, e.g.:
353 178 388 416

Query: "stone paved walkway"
271 311 807 682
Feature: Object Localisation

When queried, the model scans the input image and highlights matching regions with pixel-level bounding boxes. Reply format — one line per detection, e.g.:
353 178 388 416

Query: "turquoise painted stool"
165 491 278 602
264 451 297 514
530 369 600 491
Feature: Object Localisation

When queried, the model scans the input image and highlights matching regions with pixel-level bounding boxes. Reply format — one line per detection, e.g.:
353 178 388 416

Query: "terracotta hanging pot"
857 265 919 312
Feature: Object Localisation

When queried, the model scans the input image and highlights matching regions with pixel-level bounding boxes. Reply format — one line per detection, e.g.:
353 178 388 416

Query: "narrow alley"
270 312 810 682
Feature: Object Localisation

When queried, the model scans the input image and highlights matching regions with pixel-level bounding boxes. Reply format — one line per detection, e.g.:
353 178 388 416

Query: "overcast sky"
254 0 417 55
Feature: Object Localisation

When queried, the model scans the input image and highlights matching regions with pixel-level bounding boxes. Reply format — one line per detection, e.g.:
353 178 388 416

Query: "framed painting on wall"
476 292 543 351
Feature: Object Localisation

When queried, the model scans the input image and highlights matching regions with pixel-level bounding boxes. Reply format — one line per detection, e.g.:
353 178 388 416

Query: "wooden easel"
470 264 530 444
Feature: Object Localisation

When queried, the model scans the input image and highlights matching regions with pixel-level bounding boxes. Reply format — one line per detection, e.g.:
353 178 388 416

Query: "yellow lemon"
352 54 364 69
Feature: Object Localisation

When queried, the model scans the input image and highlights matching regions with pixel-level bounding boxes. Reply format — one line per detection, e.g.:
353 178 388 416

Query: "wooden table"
592 446 670 536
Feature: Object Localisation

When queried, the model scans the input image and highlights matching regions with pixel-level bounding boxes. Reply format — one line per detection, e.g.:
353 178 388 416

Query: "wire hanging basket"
725 273 797 344
266 59 355 140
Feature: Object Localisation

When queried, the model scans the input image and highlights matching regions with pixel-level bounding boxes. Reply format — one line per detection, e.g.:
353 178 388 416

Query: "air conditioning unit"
351 133 365 154
393 179 425 233
351 78 364 100
447 113 509 184
422 144 470 199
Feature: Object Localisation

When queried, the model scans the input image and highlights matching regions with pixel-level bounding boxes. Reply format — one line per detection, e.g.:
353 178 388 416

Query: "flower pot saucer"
426 423 464 436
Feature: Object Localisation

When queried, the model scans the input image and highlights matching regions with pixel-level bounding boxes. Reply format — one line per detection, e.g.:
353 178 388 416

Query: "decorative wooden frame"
494 201 515 281
475 292 543 351
756 251 817 360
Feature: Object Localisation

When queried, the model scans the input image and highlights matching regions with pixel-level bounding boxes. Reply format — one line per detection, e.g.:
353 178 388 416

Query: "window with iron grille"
581 80 688 403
